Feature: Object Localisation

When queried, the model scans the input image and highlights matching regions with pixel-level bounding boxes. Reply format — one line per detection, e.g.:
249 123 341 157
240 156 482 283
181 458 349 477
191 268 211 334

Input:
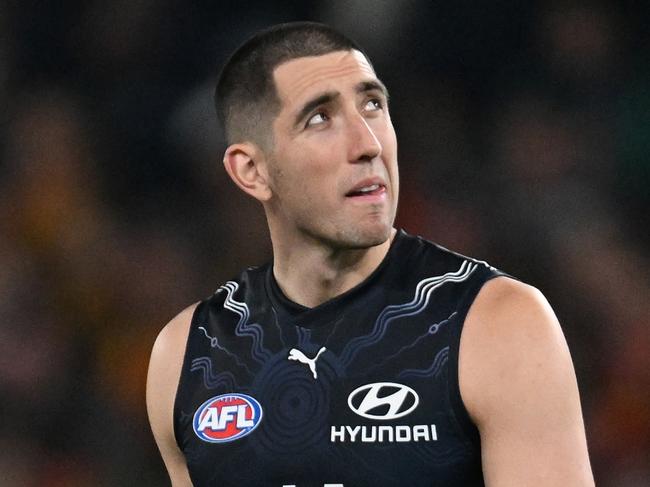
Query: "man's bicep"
460 278 594 486
146 304 197 486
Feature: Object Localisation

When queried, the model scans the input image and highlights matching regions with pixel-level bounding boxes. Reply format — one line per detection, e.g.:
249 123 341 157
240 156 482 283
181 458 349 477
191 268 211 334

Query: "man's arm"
146 303 198 487
460 277 594 486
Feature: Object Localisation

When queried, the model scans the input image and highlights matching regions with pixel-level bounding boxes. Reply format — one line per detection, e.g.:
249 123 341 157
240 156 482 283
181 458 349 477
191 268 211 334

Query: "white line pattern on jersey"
220 281 250 329
340 261 478 366
218 281 272 363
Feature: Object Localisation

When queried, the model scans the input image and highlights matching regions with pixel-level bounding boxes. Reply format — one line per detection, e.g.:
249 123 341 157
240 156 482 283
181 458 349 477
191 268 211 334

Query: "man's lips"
345 179 387 197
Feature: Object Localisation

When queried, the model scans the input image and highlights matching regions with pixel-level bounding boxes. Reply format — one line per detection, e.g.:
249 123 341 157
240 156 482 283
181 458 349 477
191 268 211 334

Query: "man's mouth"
346 183 386 197
346 184 386 196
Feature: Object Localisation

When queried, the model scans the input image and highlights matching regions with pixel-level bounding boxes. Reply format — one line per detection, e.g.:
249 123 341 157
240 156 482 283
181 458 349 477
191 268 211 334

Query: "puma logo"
287 347 327 379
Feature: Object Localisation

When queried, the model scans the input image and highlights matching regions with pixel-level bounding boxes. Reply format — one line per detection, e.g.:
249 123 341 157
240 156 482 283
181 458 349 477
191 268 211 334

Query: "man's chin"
338 221 393 250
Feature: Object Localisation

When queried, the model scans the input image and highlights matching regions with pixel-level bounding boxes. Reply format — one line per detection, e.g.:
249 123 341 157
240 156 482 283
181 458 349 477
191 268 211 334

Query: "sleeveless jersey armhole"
172 300 206 451
447 270 506 451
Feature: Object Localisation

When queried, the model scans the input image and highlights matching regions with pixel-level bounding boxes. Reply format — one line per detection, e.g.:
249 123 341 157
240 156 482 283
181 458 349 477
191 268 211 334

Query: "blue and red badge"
193 393 263 443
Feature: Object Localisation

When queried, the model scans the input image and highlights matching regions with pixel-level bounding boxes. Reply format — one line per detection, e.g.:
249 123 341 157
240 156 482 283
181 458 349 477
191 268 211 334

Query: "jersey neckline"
264 228 409 328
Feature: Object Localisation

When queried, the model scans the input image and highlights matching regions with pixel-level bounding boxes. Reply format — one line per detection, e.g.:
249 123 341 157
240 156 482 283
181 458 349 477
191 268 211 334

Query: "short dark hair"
215 22 369 148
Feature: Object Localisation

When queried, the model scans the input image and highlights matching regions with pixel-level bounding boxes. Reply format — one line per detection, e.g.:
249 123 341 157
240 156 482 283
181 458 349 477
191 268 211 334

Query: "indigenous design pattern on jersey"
174 230 505 486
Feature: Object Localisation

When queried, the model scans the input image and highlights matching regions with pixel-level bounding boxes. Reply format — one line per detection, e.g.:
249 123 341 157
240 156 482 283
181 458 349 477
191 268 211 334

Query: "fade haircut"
215 22 370 149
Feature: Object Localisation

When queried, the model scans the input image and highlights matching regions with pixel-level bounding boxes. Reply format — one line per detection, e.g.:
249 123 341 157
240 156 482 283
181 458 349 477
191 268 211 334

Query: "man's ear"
223 143 272 202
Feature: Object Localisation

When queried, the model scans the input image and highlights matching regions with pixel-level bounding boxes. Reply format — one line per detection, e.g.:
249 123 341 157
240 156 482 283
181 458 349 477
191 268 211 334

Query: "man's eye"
364 99 383 111
306 112 329 127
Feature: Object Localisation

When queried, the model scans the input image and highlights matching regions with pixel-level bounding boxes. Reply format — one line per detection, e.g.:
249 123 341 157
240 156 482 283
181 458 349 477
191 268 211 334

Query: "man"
147 22 594 486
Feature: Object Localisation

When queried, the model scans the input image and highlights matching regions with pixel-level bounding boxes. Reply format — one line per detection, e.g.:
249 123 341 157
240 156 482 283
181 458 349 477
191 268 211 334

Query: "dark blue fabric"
174 230 505 486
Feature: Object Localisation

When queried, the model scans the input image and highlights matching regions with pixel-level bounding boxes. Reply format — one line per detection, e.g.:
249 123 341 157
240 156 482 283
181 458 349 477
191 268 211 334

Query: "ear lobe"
223 143 272 202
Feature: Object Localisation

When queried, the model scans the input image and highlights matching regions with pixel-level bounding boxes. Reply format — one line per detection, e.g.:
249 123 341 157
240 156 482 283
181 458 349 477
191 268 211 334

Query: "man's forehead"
273 50 377 104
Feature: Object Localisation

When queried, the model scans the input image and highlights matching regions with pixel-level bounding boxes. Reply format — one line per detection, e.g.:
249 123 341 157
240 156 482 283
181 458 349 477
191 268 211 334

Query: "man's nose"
347 113 382 163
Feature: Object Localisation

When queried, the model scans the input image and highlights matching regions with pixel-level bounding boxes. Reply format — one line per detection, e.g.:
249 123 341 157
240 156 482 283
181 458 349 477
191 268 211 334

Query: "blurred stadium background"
0 1 648 485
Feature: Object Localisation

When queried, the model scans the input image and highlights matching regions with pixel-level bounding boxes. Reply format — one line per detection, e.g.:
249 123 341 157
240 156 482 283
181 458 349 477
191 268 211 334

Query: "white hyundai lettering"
348 382 419 420
332 382 437 444
330 424 437 443
346 426 361 441
395 425 411 442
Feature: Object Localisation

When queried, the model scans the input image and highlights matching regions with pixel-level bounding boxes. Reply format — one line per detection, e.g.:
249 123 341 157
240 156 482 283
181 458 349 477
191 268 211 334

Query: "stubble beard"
266 155 396 252
297 205 394 252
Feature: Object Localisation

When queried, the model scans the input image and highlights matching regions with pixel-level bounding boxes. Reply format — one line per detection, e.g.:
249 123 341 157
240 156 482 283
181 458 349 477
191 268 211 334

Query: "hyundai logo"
347 382 419 420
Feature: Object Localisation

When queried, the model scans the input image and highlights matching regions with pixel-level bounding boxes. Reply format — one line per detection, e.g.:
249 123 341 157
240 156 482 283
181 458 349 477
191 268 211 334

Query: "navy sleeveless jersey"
174 230 506 486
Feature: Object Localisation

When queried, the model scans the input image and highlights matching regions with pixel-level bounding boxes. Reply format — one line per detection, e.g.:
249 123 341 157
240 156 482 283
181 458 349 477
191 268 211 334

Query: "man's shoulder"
146 302 199 486
458 277 594 484
199 263 269 306
466 276 555 339
150 303 199 370
396 229 502 278
462 276 560 354
146 303 199 445
460 276 572 423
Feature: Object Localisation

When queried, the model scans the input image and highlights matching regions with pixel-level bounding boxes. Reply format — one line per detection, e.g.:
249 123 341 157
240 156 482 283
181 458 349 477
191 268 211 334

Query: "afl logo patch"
193 393 263 443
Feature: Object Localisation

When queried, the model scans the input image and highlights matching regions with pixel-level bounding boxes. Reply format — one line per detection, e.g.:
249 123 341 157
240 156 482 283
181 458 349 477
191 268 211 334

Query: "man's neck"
271 228 396 308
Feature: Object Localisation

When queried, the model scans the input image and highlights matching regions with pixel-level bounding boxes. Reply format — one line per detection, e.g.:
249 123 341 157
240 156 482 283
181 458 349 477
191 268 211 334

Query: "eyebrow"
294 91 340 128
355 79 390 100
292 79 390 128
